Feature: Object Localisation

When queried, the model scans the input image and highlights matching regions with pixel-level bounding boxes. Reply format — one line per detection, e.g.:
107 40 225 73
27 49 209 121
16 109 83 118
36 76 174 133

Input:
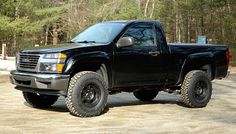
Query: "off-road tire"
133 90 158 101
65 71 108 117
181 70 212 108
23 92 58 108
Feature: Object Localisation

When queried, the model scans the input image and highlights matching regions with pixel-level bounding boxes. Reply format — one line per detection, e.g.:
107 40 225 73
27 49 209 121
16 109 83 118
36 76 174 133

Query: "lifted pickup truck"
10 20 229 117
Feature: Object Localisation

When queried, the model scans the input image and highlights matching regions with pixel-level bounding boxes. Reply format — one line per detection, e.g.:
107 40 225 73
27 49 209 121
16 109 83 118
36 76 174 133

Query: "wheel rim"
194 80 208 102
81 83 101 108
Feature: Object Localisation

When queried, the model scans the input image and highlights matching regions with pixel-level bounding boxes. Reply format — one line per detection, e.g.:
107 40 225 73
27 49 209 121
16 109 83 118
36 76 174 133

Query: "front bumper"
10 71 70 95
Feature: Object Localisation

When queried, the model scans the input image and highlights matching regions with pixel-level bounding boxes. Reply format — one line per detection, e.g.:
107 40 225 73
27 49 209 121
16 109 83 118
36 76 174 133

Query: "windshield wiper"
75 40 96 43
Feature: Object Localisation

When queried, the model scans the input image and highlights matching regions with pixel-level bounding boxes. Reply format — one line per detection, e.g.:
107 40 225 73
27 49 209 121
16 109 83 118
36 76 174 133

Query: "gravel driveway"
0 75 235 134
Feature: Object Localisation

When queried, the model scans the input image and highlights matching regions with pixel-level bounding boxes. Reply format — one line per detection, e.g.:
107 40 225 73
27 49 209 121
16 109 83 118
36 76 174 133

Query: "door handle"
148 51 160 56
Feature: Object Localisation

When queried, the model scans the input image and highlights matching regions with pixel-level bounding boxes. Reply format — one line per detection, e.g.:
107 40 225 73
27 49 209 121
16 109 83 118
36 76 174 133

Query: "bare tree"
144 0 150 17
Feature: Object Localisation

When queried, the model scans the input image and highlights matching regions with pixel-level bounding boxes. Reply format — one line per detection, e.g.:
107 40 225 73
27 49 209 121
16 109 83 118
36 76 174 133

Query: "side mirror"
116 37 134 48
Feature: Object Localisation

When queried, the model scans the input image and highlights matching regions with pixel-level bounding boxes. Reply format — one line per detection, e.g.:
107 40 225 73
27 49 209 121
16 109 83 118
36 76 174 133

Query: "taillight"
226 51 230 65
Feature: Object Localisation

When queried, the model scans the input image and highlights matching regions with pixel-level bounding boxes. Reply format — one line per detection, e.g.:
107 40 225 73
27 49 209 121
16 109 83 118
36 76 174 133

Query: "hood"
21 43 108 54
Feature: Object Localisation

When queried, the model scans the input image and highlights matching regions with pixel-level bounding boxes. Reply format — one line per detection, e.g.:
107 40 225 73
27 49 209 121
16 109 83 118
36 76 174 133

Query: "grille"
19 54 40 71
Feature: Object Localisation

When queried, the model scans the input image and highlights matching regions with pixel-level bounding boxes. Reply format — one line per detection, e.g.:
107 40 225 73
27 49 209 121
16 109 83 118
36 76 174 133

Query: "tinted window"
123 23 155 46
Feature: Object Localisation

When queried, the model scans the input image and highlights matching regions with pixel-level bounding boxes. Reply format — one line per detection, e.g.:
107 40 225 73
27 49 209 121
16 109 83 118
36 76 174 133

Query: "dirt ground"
0 74 236 134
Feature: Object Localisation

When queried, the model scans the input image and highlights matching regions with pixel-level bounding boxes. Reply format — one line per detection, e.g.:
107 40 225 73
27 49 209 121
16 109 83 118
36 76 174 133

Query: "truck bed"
167 43 229 83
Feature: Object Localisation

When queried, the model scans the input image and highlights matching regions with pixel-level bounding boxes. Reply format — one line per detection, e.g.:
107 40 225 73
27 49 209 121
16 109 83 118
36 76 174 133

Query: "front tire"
133 90 158 101
181 70 212 108
65 71 108 117
23 92 58 108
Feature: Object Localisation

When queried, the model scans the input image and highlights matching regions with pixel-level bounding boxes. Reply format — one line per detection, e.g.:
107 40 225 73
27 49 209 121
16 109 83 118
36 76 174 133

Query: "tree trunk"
188 16 191 43
185 15 189 43
150 0 155 18
52 23 58 45
13 34 17 51
136 0 141 9
176 13 181 43
195 18 198 40
144 0 150 17
199 0 204 36
2 44 7 60
222 24 225 43
13 0 19 53
174 0 181 43
199 16 204 35
45 26 49 46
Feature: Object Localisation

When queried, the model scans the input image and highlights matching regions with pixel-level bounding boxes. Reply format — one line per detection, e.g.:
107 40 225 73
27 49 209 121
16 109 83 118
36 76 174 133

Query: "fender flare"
63 51 113 88
176 52 216 85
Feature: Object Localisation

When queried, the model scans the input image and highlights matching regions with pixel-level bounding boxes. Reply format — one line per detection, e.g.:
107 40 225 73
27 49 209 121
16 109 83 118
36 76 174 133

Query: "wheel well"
71 62 100 77
70 61 111 88
179 63 214 85
192 64 214 78
201 64 213 80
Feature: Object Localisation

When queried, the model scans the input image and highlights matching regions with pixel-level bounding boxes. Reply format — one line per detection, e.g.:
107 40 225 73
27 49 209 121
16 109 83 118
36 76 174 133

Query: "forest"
0 0 235 58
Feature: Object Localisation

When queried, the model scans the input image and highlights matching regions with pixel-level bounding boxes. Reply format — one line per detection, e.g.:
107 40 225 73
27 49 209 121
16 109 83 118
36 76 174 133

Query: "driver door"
113 22 166 87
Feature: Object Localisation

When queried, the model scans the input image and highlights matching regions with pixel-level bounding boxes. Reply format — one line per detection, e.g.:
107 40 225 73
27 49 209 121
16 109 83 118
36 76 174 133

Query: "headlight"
39 53 67 73
43 53 67 59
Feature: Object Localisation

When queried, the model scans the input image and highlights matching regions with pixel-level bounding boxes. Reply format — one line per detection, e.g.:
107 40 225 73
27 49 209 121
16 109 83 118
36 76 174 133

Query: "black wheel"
181 70 212 108
23 92 58 108
133 90 158 101
65 71 108 117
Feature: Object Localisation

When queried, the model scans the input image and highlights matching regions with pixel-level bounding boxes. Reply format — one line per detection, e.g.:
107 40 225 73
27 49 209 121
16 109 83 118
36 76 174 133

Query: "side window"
123 23 155 47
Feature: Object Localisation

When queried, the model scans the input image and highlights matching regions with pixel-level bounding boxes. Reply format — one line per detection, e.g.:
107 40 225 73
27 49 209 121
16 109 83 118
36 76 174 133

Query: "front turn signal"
57 63 64 73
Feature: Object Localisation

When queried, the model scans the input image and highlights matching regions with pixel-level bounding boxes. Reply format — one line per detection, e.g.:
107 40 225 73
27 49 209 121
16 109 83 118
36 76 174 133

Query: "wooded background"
0 0 235 57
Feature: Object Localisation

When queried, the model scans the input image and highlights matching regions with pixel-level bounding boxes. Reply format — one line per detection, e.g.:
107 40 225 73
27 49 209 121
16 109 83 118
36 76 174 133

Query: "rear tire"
181 70 212 108
23 92 58 108
65 71 108 117
133 90 158 101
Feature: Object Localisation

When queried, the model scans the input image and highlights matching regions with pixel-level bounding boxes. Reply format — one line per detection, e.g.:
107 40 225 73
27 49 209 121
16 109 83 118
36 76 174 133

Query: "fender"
176 52 216 85
63 51 113 87
64 51 110 73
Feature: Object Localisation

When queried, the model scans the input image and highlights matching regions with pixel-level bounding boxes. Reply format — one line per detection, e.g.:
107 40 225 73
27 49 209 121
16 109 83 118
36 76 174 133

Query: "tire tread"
181 70 212 107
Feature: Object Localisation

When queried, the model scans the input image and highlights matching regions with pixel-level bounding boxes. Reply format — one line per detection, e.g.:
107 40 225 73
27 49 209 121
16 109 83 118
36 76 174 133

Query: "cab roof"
104 20 161 25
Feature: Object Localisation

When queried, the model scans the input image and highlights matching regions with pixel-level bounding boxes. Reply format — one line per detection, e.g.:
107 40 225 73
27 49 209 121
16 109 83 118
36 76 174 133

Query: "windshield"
71 22 126 44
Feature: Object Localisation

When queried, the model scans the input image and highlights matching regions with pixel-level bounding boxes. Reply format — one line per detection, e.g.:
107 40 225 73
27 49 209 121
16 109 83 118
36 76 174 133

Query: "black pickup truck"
10 20 229 117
